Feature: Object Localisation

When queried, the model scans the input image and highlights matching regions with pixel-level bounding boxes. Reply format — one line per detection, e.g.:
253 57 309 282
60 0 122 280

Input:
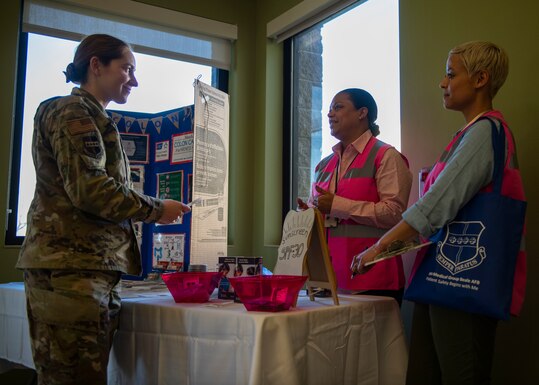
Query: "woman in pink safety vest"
352 41 527 385
297 88 412 305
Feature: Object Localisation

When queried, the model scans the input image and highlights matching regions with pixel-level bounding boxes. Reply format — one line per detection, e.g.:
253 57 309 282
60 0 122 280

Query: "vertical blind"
23 0 237 69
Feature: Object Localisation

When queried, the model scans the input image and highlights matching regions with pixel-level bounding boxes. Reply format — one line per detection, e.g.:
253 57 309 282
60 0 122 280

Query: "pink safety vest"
313 137 407 291
417 110 527 316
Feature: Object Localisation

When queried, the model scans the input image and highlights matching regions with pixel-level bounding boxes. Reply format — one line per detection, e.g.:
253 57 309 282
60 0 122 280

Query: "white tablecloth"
0 282 34 368
0 282 408 385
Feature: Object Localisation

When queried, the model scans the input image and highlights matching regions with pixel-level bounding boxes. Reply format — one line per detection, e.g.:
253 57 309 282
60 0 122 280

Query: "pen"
350 251 364 279
186 198 202 208
351 245 371 279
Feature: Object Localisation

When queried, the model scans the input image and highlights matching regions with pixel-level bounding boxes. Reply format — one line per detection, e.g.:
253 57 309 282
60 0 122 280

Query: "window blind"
267 0 364 43
23 0 237 69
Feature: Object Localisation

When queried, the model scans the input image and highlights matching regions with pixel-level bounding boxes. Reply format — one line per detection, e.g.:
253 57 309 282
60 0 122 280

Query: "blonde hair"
449 41 509 97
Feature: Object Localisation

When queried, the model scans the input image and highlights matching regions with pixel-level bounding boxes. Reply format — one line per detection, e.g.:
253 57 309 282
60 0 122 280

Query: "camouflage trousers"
23 269 122 385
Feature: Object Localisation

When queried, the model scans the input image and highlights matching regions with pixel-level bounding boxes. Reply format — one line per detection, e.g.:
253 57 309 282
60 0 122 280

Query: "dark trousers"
406 303 498 385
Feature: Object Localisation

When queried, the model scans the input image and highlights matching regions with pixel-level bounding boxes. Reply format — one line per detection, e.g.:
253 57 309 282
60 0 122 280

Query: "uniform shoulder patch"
66 117 97 135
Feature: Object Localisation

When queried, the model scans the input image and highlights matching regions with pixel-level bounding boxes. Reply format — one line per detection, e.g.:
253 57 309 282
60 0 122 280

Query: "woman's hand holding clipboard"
351 240 432 278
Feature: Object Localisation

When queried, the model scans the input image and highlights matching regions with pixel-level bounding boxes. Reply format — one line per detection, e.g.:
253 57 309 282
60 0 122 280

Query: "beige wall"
0 0 537 382
400 1 538 383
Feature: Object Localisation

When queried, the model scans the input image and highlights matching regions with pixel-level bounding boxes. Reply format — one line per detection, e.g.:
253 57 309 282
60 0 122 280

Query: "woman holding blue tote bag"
350 41 527 385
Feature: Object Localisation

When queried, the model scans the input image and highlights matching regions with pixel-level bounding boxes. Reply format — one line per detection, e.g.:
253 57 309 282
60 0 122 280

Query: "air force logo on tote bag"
436 221 485 275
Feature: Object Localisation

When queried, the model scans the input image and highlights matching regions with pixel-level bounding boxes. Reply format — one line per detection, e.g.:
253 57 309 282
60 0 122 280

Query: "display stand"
274 208 339 305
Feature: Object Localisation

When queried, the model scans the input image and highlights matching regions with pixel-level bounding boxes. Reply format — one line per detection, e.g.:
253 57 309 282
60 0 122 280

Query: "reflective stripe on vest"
314 139 387 186
341 140 384 180
329 223 387 238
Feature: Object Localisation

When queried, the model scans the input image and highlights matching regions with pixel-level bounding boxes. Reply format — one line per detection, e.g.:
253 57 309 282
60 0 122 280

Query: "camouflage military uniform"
24 269 121 385
17 87 163 384
17 87 162 274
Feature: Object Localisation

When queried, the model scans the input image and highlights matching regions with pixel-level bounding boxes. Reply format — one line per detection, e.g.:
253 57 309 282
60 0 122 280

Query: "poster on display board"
156 171 183 201
153 233 186 271
129 165 145 194
120 132 149 164
155 140 170 162
171 132 194 164
189 80 230 270
156 170 184 225
108 105 194 279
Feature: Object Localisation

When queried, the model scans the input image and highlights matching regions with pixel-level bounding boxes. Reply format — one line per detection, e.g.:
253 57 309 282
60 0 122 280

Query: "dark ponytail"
64 34 130 84
339 88 380 136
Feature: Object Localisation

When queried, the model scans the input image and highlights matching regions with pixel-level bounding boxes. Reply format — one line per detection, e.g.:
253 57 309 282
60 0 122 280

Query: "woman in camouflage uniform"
17 34 190 385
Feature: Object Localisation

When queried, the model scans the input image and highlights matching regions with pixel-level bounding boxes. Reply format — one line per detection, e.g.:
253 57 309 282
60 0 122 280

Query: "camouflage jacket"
17 88 163 275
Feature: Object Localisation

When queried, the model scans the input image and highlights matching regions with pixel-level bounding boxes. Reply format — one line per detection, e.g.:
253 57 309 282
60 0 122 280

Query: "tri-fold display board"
108 80 229 278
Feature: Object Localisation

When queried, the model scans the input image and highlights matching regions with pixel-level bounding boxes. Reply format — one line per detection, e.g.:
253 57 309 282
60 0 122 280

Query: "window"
284 0 400 212
6 33 217 244
6 0 235 245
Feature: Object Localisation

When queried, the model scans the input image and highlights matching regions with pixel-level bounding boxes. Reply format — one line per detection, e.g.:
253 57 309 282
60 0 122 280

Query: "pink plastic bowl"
227 275 308 312
162 272 222 303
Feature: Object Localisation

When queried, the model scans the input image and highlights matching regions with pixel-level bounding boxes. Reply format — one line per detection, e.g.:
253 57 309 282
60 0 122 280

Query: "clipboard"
364 241 432 266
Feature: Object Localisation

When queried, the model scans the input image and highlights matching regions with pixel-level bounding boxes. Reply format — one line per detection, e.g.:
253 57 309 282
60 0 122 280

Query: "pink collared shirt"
314 130 412 229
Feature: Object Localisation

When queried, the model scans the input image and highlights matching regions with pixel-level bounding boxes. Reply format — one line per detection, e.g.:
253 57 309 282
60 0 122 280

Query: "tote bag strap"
477 117 505 195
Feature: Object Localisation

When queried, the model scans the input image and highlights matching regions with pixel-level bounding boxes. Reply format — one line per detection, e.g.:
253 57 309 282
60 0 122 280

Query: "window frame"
282 25 325 219
282 37 293 220
4 32 228 246
6 33 29 246
282 0 401 222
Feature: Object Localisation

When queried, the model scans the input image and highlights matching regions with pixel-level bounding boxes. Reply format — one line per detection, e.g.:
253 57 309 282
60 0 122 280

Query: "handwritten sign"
274 209 314 276
274 208 339 305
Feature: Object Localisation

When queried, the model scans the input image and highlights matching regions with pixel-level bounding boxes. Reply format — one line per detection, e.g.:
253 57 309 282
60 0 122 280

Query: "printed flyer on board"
190 80 229 269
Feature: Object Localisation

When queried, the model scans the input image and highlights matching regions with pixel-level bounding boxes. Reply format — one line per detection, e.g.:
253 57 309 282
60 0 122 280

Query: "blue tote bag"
404 119 526 320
